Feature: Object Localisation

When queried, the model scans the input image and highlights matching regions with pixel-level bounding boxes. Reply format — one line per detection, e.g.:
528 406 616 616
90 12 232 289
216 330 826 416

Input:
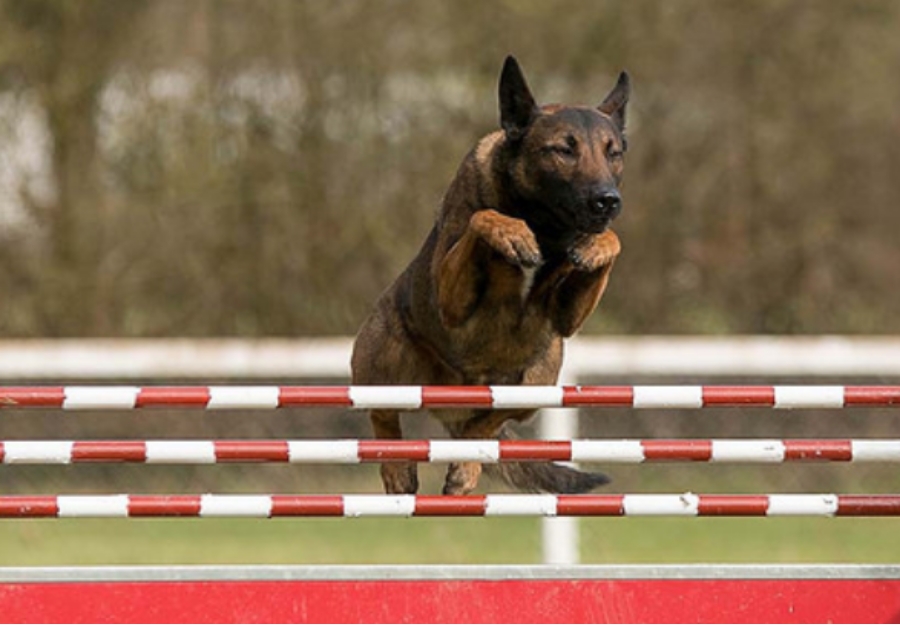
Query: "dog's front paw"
470 209 542 267
501 227 542 267
569 229 621 272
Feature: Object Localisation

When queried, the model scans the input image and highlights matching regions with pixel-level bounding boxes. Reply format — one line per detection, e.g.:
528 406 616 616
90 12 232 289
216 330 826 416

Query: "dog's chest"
442 258 559 374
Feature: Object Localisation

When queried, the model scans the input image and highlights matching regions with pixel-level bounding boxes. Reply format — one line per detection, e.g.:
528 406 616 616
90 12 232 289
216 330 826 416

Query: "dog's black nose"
592 189 622 218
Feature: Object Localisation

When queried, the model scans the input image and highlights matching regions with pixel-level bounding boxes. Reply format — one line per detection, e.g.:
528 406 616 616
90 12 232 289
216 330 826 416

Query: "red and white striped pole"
1 493 898 518
1 385 899 410
2 438 898 464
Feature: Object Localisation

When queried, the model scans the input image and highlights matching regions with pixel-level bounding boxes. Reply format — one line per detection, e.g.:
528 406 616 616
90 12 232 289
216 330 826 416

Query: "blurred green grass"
2 517 899 566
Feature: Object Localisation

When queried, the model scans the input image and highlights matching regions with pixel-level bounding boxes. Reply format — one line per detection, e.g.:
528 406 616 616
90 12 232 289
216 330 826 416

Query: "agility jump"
2 383 900 623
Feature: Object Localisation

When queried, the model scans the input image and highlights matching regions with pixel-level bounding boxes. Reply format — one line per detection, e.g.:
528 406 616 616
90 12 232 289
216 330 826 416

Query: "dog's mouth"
578 203 621 234
583 219 611 234
521 194 622 242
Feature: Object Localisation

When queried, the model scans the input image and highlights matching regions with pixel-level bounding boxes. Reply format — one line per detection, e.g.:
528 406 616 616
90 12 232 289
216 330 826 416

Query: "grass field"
2 516 899 566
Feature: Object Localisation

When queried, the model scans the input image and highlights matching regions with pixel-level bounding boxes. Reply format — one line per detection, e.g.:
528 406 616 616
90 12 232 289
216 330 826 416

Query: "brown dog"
351 56 629 495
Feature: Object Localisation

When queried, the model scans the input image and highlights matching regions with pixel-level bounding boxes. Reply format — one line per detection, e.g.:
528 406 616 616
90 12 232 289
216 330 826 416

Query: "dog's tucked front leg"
437 209 541 327
468 209 542 267
569 228 620 273
550 229 621 337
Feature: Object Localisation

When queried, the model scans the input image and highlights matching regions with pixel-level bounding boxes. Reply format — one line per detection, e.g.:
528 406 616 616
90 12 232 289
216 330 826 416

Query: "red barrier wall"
2 577 899 624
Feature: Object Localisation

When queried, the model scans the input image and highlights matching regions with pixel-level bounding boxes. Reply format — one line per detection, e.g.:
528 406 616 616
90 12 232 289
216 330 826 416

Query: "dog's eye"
607 147 624 160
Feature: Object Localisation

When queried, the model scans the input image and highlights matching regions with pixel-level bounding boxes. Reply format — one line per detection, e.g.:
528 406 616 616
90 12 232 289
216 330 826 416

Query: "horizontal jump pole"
1 384 899 410
3 438 900 464
2 494 900 517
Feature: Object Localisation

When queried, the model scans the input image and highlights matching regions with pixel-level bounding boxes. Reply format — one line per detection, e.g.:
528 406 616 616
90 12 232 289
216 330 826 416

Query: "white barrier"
2 335 900 379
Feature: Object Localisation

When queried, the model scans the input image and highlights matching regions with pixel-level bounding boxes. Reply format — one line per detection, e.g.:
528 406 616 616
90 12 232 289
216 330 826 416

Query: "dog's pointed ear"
499 56 538 141
599 70 630 133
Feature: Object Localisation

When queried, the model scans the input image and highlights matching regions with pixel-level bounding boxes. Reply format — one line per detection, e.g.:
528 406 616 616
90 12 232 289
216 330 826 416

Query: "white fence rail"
2 335 899 380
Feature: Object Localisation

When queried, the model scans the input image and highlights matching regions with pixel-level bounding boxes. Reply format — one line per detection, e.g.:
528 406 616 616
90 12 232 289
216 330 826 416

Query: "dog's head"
497 56 630 249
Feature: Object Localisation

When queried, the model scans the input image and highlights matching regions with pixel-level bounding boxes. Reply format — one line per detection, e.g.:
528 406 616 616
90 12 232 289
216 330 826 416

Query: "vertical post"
538 361 579 565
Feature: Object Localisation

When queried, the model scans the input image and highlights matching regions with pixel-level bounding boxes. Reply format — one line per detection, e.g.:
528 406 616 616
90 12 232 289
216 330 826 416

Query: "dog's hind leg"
448 413 610 494
370 409 419 494
442 408 532 495
442 409 609 494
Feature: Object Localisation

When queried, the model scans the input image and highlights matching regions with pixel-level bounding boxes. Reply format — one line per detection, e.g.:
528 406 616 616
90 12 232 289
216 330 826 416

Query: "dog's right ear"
499 56 538 141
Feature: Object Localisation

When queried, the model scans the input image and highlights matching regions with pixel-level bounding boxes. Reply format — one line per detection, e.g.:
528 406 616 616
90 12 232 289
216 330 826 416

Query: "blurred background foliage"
0 0 898 339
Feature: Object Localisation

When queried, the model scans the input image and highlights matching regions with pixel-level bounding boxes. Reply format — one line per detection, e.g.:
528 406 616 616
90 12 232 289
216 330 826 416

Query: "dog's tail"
483 427 610 494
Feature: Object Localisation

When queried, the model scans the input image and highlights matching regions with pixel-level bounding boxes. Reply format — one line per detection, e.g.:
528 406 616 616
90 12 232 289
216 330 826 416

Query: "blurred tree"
0 0 898 337
0 0 148 334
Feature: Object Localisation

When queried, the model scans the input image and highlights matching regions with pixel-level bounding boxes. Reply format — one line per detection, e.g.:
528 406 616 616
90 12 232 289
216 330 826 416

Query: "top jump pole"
1 385 899 410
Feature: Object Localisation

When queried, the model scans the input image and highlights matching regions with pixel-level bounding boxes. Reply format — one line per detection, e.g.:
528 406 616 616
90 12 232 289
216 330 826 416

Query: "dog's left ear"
499 56 539 141
599 71 630 133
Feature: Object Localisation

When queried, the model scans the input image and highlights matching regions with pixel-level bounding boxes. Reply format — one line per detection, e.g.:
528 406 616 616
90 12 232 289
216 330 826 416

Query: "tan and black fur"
352 56 630 495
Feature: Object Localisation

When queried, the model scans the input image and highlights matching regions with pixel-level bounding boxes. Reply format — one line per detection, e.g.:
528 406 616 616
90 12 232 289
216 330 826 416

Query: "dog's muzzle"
582 188 622 232
592 189 622 220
